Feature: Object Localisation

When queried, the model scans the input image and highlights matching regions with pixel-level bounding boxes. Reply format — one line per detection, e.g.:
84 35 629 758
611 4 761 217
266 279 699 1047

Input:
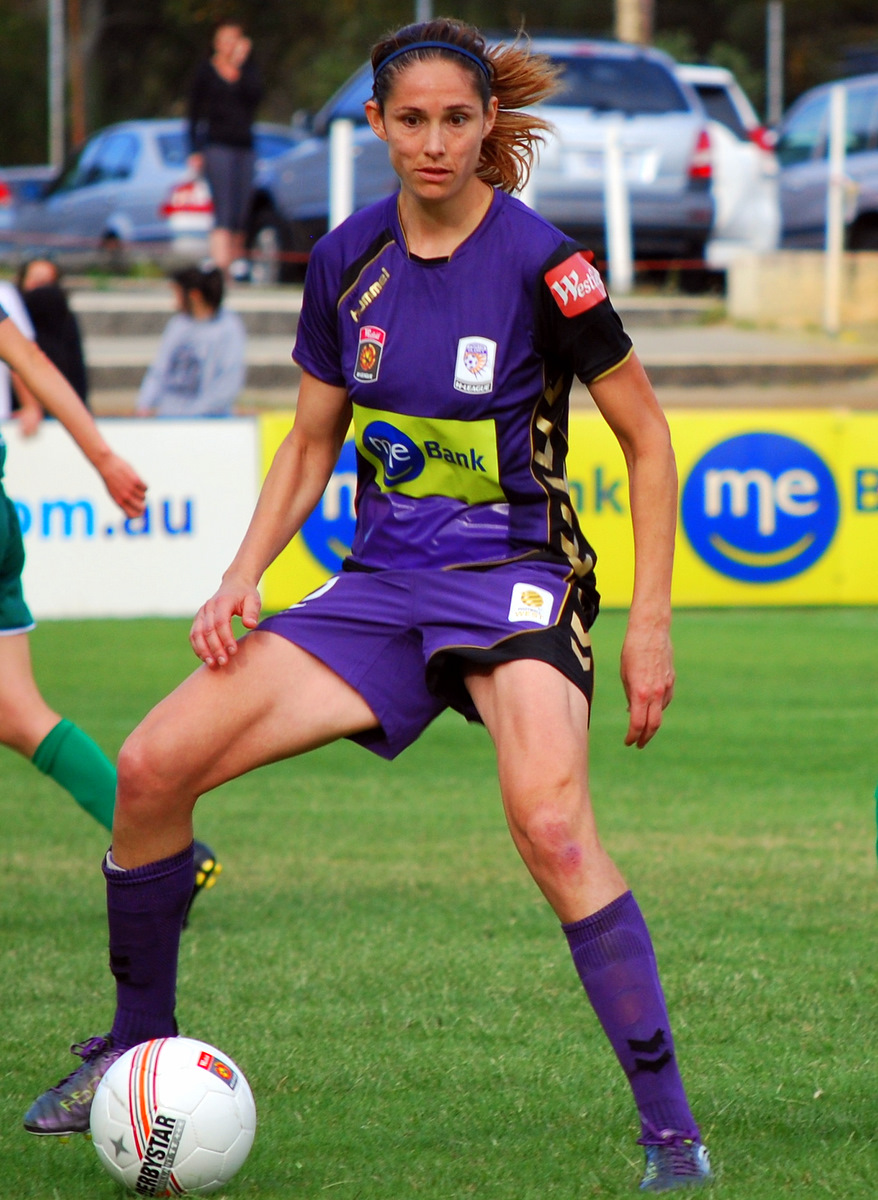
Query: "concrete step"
61 281 878 403
82 323 878 394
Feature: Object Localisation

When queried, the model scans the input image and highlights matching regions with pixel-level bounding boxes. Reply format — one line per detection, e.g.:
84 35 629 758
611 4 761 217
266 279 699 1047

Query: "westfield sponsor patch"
545 253 607 316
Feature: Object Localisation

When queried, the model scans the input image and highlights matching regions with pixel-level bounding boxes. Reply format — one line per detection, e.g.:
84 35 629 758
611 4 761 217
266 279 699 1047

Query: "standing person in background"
26 19 711 1192
136 264 246 418
0 309 220 914
18 258 90 410
187 20 263 280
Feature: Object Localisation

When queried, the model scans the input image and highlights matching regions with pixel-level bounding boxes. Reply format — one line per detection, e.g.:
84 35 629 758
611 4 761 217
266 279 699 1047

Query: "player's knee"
516 795 589 879
116 728 169 808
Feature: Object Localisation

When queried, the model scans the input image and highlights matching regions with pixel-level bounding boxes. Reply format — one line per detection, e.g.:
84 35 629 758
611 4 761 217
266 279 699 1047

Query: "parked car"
247 38 715 282
675 63 780 266
0 165 57 238
774 71 878 249
2 119 302 264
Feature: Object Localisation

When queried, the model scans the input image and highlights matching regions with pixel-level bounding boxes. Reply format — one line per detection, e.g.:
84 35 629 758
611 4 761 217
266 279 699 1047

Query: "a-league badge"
354 325 386 382
454 335 497 394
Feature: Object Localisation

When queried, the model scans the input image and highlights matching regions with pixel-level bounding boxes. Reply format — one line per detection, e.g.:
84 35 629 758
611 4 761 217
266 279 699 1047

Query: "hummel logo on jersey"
350 267 390 322
545 252 607 317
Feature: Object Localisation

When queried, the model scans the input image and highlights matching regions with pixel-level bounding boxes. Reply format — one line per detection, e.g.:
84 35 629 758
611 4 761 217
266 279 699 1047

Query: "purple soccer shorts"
259 561 599 759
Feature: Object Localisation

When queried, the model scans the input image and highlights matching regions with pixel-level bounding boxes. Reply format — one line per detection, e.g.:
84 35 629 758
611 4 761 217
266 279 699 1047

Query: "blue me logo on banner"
301 440 358 572
681 432 840 583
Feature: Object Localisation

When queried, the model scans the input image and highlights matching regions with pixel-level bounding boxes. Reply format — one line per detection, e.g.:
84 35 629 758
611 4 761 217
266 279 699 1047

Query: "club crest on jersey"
454 336 497 394
545 253 607 317
354 325 386 383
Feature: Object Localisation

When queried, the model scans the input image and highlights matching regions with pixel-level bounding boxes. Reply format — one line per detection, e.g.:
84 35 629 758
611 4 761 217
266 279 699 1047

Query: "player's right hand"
190 579 262 668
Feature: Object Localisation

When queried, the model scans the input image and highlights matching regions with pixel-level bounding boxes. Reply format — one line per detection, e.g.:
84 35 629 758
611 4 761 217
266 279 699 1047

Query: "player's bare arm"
0 320 147 519
588 353 677 748
190 372 351 668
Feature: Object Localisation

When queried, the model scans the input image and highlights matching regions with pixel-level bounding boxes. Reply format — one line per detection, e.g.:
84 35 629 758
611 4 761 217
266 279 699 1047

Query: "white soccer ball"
90 1037 257 1196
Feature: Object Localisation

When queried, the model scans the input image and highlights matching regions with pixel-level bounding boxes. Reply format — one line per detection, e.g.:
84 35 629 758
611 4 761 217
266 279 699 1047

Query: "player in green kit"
0 306 220 910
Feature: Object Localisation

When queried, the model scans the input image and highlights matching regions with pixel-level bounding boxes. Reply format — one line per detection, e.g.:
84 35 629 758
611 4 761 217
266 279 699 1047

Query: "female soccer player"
0 307 146 829
26 20 711 1192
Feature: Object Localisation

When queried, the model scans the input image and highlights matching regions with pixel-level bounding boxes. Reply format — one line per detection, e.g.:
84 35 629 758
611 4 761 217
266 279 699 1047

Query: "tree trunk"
615 0 654 44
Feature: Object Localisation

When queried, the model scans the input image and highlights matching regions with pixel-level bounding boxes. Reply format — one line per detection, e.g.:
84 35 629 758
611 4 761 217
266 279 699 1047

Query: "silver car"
775 72 878 250
248 38 714 281
3 119 301 264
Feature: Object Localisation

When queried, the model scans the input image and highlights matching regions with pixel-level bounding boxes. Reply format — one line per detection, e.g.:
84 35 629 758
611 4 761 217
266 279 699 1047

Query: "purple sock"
103 844 194 1051
563 891 699 1143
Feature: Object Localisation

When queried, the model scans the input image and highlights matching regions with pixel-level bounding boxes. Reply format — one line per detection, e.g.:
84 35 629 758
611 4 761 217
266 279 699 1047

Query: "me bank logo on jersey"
362 420 426 486
681 432 840 584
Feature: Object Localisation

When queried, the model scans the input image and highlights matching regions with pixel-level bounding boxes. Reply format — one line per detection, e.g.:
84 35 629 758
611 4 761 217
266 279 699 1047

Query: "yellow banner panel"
258 409 878 613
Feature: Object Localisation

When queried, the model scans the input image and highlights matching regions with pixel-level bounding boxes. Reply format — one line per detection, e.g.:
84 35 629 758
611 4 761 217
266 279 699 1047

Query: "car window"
548 56 689 115
693 83 750 140
91 132 140 183
157 132 189 166
45 140 103 195
846 84 878 154
775 94 829 166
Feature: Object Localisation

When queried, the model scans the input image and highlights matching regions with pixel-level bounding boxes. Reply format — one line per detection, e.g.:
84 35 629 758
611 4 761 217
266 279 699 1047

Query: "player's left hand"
99 453 148 519
13 404 44 437
620 620 675 748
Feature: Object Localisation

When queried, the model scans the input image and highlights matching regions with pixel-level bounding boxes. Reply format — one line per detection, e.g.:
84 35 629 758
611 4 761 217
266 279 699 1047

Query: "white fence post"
604 120 634 295
823 84 847 336
328 119 355 231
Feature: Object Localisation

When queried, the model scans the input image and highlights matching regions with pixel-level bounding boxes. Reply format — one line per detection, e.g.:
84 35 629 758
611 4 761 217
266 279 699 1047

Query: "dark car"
247 38 714 282
775 72 878 250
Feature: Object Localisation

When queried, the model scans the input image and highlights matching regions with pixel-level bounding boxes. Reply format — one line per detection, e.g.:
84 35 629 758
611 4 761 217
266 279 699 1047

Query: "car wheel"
100 232 128 274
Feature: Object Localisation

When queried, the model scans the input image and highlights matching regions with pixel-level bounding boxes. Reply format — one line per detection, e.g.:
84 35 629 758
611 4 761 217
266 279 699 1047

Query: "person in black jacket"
17 258 89 410
187 20 263 278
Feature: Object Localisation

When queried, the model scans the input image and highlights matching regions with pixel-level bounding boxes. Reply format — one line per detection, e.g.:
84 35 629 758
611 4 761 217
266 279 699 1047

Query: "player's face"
366 59 498 210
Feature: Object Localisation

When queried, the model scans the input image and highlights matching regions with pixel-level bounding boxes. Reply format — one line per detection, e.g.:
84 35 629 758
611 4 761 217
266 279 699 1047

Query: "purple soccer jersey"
294 190 632 577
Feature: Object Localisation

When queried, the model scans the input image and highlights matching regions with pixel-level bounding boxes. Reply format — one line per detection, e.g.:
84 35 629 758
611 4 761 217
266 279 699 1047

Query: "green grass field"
2 608 876 1199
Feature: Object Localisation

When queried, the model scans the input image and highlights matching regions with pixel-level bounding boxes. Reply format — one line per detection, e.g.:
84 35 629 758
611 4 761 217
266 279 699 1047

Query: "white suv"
676 63 781 267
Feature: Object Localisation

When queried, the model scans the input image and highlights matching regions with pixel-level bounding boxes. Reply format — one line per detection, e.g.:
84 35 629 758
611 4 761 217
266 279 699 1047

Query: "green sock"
32 718 116 832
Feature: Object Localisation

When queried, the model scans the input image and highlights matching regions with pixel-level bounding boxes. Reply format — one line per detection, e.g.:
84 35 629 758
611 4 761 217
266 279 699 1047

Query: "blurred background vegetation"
2 0 878 163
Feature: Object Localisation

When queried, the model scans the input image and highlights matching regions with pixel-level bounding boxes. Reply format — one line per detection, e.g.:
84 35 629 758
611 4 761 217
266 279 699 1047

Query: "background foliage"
1 0 878 163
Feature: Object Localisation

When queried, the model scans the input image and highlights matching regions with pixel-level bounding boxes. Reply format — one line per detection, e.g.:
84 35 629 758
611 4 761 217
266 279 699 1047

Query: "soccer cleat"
23 1035 122 1136
639 1132 713 1192
184 840 223 927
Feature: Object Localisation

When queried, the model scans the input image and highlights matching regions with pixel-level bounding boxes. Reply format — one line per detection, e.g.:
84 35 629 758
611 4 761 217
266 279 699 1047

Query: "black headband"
373 40 491 84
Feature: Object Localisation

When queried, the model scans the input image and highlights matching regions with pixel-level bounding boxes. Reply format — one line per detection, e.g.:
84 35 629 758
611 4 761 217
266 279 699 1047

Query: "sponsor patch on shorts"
508 583 554 626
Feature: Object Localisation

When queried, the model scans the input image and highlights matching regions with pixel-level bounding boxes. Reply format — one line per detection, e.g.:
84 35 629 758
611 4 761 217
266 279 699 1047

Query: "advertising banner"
4 419 259 618
260 409 878 612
